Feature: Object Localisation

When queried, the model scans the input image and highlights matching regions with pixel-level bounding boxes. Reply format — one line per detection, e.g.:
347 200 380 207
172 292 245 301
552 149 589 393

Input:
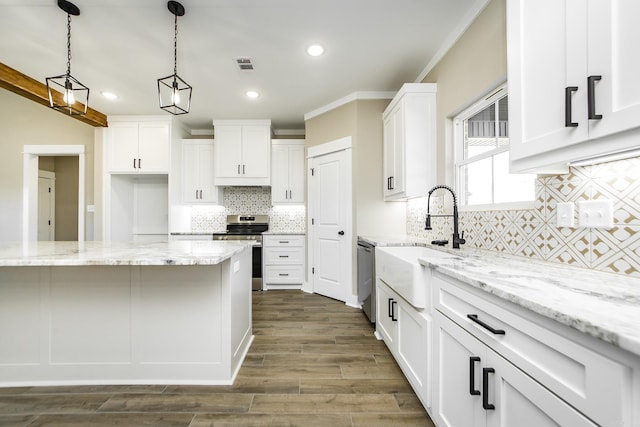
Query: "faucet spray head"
425 214 432 230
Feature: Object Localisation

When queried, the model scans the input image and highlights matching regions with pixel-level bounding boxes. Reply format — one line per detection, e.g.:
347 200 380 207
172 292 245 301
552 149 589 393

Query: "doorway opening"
38 156 79 241
23 145 85 242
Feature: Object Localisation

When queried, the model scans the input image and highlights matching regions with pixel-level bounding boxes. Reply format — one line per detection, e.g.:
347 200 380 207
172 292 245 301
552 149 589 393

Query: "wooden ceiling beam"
0 62 107 128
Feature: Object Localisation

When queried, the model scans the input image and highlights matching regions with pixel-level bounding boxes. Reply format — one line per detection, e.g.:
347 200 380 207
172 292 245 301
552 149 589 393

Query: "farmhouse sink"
375 246 453 309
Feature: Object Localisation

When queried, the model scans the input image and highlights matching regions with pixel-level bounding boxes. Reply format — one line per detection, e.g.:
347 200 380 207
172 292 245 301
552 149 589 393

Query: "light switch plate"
578 200 614 228
556 202 574 227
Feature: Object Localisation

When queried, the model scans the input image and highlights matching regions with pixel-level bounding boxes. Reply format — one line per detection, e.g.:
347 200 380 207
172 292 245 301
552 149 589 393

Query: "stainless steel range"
212 215 268 291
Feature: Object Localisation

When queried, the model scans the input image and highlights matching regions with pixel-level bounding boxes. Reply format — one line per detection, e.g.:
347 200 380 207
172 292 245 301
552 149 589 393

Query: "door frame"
306 136 358 307
23 145 85 242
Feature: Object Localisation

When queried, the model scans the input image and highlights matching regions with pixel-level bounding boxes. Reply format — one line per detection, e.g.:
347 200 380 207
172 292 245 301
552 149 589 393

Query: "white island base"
0 242 253 387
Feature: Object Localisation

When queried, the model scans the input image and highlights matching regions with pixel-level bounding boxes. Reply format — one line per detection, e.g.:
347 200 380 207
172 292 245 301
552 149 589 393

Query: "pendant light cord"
173 13 178 76
66 13 72 76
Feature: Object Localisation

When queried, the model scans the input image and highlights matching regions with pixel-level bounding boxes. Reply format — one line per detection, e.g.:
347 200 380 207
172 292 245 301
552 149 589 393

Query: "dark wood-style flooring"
0 290 436 427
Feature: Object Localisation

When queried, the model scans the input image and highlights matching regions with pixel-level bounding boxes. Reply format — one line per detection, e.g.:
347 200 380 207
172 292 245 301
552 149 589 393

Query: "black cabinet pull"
467 314 505 335
138 158 141 169
389 176 394 190
338 230 345 236
588 75 603 120
237 164 241 175
279 255 289 258
482 368 495 410
133 158 137 169
388 298 394 318
565 86 579 127
278 273 289 277
243 164 246 174
391 300 398 322
387 177 391 190
469 356 481 395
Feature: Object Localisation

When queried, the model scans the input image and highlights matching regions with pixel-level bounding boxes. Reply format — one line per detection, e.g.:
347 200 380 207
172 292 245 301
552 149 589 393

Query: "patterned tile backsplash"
191 187 306 233
407 157 640 278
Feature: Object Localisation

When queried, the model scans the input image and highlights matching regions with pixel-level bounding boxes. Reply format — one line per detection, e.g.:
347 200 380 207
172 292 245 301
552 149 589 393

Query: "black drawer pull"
469 356 481 395
467 314 505 335
588 75 603 120
391 300 398 322
279 241 289 244
482 367 495 410
278 273 289 277
565 86 579 127
279 255 289 258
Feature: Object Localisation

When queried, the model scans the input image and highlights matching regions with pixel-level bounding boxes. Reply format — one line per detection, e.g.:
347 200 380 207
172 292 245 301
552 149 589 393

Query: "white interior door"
38 171 55 241
310 149 349 302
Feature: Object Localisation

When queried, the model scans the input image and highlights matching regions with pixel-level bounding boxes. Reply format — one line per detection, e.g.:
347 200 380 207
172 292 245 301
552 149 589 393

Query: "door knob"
338 230 345 236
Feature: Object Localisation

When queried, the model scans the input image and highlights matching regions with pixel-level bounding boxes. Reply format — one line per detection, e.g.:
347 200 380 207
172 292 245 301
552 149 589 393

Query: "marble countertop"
263 231 306 235
361 234 640 357
0 241 252 267
358 235 428 246
170 232 218 236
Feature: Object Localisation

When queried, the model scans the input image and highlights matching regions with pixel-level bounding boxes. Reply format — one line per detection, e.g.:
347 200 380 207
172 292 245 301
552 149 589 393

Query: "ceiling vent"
234 57 254 71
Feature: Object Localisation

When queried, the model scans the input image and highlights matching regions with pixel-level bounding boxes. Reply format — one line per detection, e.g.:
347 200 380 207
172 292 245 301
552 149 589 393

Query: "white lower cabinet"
433 312 596 427
432 271 638 427
376 278 431 409
262 235 305 290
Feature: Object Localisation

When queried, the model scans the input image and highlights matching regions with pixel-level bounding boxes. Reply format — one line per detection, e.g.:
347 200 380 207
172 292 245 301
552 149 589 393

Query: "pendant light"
46 0 89 116
157 1 192 115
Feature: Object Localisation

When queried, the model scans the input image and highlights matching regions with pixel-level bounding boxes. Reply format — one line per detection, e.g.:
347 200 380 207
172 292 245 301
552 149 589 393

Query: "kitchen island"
0 240 254 387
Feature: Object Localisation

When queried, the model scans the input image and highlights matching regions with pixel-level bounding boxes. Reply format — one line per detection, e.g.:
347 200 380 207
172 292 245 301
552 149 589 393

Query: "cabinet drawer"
264 247 304 265
433 272 631 427
263 235 305 247
264 266 304 284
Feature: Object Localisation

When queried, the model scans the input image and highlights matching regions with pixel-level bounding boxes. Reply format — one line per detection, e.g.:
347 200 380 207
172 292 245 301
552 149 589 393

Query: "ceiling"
0 0 486 132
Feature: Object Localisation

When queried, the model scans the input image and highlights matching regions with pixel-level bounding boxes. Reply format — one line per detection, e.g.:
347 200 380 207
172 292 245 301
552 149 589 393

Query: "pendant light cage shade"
46 0 89 116
46 74 89 116
158 74 192 115
158 1 191 115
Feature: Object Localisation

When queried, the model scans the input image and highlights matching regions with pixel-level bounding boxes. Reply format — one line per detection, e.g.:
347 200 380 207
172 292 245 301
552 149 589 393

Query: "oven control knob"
338 230 345 236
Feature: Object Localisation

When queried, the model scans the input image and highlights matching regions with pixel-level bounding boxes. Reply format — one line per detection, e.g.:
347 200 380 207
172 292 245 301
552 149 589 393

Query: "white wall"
0 89 95 241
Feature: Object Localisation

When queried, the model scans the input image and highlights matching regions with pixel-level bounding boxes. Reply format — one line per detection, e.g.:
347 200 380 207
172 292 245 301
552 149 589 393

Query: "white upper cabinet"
213 120 271 186
181 139 222 204
271 139 305 205
508 0 640 173
382 83 436 201
107 117 171 173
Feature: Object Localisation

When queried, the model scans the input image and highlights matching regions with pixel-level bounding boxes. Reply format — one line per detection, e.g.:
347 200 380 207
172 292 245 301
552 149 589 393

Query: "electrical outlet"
578 200 614 228
556 202 574 227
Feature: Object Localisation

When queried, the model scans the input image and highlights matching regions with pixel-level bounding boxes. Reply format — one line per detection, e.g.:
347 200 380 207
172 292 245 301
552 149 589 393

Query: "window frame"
453 84 535 211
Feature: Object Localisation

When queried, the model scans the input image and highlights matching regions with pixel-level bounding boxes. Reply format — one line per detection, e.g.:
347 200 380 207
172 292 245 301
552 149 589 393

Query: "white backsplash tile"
191 187 306 233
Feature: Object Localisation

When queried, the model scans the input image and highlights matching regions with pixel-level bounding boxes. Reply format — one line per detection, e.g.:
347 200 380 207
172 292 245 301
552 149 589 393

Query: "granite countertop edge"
0 241 252 267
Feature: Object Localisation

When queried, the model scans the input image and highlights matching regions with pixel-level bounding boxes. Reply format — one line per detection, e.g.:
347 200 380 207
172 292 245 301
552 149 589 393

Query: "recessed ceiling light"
306 44 325 57
101 91 118 100
245 90 260 99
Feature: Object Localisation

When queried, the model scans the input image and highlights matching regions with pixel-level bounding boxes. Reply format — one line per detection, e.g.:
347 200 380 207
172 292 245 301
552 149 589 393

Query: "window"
455 85 535 208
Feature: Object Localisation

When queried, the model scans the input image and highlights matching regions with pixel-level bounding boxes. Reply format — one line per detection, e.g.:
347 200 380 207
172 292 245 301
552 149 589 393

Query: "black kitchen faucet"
424 185 466 249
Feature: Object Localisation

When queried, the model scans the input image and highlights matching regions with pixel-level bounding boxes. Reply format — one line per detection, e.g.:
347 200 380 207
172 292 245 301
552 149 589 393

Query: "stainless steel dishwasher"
357 239 375 323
